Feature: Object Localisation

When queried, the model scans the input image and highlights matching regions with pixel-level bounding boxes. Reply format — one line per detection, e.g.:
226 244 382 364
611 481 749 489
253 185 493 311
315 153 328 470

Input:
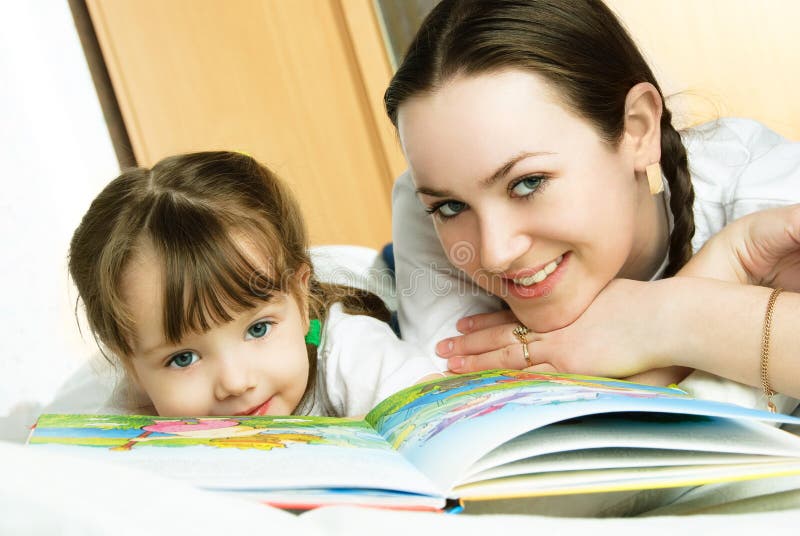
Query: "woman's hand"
435 206 800 383
680 204 800 291
436 279 686 382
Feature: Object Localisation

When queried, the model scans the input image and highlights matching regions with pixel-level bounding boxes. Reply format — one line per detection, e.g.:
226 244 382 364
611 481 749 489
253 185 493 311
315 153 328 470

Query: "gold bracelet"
760 287 784 413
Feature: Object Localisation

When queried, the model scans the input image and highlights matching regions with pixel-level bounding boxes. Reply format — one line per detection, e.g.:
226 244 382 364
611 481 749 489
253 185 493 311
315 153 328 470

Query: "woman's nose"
479 215 532 274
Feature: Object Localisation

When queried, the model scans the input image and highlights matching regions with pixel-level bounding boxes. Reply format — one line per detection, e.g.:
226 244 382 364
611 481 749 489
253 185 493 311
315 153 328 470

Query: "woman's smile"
503 252 570 299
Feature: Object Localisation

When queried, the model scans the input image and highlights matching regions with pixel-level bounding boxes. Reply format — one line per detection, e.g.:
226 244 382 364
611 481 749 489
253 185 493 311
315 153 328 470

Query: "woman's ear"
622 82 663 173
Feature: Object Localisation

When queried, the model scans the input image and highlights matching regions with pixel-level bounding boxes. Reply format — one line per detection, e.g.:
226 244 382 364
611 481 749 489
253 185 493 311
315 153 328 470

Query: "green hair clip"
305 318 322 347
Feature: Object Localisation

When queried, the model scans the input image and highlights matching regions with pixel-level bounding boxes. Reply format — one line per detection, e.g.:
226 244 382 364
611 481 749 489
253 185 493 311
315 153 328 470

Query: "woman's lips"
502 254 562 280
503 251 570 299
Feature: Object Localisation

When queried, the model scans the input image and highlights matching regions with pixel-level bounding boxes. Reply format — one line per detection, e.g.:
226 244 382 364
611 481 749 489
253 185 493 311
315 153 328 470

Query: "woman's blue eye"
437 201 466 218
168 351 199 369
246 320 273 340
510 176 543 197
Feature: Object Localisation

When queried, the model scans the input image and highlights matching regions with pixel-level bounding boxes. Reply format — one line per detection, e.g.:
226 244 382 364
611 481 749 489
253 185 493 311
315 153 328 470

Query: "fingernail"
436 339 454 356
448 357 464 371
457 318 474 333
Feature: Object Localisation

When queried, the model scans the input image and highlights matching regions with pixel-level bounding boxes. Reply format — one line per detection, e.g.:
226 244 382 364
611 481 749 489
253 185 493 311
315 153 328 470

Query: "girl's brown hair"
385 0 694 276
69 151 389 411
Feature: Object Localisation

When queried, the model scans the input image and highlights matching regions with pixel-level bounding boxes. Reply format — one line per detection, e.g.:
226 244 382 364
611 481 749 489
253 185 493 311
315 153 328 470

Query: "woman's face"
398 70 659 331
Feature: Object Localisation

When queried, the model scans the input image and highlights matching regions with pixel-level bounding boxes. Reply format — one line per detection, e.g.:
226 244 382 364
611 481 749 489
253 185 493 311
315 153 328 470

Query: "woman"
385 0 800 410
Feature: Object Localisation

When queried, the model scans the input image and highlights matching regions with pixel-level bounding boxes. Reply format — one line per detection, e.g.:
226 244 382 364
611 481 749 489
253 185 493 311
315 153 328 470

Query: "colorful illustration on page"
30 414 390 452
367 370 689 449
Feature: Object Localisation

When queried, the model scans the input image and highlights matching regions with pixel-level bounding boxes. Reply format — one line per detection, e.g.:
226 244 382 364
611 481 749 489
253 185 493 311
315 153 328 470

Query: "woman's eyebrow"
416 185 452 198
415 151 556 197
479 151 555 189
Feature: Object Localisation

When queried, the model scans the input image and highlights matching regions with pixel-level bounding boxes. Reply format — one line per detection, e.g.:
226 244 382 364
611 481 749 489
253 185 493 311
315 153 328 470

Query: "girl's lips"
504 251 570 299
237 397 273 416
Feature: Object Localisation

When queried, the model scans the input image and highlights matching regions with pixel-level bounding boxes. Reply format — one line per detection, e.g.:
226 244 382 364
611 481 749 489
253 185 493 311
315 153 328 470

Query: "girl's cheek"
146 375 197 415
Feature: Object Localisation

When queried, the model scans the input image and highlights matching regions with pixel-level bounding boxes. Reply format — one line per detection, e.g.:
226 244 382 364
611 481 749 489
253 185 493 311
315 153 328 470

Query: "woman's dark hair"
69 151 389 412
385 0 694 276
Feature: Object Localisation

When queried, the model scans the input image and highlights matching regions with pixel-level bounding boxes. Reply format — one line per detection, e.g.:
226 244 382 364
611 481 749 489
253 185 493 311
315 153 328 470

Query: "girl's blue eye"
246 320 273 340
435 201 466 219
168 351 199 369
510 176 544 197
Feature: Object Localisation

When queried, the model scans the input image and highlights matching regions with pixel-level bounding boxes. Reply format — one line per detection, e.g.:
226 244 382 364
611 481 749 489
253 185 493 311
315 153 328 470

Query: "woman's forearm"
654 277 800 398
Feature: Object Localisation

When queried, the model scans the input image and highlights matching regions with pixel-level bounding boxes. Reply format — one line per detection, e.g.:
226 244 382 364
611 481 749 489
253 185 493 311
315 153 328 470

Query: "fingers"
524 363 558 374
754 204 800 257
456 309 518 333
788 204 800 241
437 321 526 357
446 340 545 373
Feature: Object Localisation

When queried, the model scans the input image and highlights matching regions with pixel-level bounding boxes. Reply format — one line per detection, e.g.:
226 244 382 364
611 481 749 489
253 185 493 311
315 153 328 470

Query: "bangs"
146 194 287 344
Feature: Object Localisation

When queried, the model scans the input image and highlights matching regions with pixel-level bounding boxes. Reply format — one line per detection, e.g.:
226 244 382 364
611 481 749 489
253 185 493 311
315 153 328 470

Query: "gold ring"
512 325 533 367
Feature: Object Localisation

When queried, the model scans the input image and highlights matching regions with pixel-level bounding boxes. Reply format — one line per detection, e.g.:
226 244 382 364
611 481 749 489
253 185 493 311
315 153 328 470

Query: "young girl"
68 151 440 417
385 0 800 410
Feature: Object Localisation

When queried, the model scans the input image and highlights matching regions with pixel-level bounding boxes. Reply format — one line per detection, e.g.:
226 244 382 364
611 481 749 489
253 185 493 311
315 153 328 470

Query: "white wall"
0 2 119 440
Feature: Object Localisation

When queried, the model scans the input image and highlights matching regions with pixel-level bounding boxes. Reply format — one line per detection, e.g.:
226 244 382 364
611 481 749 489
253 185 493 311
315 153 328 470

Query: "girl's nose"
479 214 532 274
214 355 255 400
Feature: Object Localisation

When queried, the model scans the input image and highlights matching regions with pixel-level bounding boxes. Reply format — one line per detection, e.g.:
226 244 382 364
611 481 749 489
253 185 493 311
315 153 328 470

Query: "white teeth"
512 255 564 286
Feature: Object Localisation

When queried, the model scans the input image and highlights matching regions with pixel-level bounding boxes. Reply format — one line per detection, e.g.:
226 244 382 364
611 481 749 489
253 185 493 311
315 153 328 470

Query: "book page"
29 414 442 500
365 370 800 491
461 448 789 485
464 414 800 479
455 460 800 500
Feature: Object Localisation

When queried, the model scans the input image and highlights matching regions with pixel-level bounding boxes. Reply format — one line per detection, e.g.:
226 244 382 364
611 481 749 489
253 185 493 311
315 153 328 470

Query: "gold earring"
646 163 664 195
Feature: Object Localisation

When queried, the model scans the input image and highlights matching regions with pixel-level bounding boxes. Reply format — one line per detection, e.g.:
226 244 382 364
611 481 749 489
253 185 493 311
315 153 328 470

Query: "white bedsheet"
3 439 800 535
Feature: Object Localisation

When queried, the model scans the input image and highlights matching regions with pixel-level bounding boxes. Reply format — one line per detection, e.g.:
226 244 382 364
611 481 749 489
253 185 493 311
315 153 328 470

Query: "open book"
28 370 800 513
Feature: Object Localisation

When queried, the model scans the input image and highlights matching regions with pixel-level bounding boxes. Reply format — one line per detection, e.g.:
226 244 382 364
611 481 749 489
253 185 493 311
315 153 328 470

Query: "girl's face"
397 70 664 331
121 244 310 417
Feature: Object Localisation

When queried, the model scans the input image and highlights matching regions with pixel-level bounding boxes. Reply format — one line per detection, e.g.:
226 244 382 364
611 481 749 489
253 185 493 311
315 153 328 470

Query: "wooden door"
86 0 406 247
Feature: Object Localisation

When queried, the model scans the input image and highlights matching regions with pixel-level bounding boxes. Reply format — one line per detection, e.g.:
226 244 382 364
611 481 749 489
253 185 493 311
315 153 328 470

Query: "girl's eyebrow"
139 342 169 359
415 151 555 197
138 296 285 358
139 340 172 359
245 297 284 320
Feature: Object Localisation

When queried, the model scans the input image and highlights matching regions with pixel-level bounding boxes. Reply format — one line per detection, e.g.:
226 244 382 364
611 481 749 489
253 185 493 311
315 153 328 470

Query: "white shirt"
391 118 800 413
304 303 442 417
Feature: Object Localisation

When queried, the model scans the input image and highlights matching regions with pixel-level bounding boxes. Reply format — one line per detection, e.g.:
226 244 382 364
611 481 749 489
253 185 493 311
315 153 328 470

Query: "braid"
659 109 695 276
